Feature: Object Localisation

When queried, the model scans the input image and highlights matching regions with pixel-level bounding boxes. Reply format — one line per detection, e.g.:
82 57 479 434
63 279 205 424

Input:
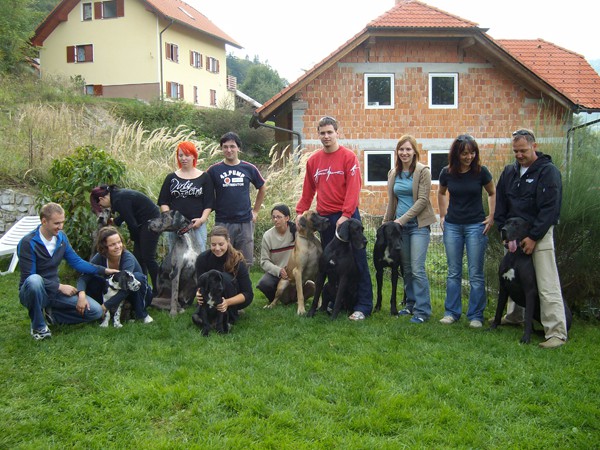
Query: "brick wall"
288 39 568 215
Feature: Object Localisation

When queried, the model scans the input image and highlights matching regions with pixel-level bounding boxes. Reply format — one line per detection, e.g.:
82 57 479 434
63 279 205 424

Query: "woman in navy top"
438 134 496 328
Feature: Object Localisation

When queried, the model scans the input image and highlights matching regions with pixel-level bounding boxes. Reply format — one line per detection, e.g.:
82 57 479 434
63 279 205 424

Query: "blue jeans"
400 221 431 319
19 274 103 329
320 210 373 316
443 222 488 321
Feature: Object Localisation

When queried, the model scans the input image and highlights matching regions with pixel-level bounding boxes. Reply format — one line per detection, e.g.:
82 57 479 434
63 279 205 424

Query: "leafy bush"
37 145 126 256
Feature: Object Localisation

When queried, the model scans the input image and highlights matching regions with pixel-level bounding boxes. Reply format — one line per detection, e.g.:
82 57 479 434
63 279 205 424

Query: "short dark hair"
96 226 123 257
219 132 242 150
317 116 338 131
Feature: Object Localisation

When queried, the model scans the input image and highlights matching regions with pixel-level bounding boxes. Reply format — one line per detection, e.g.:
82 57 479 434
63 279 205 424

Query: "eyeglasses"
271 215 286 220
512 129 535 140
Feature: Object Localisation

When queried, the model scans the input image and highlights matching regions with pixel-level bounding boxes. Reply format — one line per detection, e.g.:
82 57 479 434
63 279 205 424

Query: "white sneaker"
469 320 483 328
439 316 456 325
143 315 154 324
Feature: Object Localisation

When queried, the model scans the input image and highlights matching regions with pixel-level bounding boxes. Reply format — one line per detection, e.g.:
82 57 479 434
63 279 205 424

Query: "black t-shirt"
158 172 215 221
439 165 493 224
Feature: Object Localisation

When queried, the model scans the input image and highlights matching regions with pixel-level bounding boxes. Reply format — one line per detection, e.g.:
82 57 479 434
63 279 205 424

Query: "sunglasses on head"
512 129 535 139
456 134 474 142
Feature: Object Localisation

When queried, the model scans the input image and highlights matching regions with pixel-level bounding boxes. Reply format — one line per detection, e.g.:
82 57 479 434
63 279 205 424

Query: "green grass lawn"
1 268 599 449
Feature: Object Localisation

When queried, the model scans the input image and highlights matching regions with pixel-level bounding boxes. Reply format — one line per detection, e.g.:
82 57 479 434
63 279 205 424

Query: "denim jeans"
400 221 431 319
19 274 103 330
442 221 488 321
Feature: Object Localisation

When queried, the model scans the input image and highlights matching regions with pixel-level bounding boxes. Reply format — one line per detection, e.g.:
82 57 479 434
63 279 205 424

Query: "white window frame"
364 150 394 186
82 2 92 20
364 74 394 109
428 150 448 185
429 73 458 109
191 51 202 69
206 57 219 73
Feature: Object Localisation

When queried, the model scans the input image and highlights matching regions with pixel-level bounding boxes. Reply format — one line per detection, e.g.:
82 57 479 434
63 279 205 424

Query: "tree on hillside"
0 0 37 73
227 54 287 104
240 64 286 104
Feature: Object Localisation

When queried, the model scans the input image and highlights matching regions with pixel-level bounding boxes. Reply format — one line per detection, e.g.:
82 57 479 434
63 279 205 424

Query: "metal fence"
253 214 503 309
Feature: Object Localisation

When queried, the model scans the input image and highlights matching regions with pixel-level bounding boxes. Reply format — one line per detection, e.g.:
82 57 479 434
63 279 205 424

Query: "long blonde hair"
394 135 419 177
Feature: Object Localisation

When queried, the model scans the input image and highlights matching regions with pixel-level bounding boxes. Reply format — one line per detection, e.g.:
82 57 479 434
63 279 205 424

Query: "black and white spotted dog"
100 271 141 328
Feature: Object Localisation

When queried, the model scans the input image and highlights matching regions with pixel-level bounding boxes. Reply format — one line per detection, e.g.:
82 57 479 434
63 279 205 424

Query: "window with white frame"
364 74 394 109
82 3 92 20
166 81 183 100
429 73 458 109
101 0 117 18
66 44 93 63
206 56 219 73
364 150 394 185
190 51 202 69
165 43 179 63
428 150 448 184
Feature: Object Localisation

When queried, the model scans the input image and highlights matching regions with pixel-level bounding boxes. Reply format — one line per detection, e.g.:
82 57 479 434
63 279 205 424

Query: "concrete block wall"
0 189 38 235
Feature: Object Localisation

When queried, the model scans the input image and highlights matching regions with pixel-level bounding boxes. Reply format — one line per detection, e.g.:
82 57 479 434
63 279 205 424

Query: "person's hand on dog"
196 288 204 306
279 268 288 280
104 268 120 276
191 217 203 229
217 298 229 313
336 215 349 228
520 237 536 255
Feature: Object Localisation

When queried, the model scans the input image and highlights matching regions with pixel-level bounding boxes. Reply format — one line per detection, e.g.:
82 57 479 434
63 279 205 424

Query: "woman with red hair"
158 141 214 251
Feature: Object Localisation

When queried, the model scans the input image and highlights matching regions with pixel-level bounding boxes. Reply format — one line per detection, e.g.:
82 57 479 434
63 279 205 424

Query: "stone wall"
0 189 38 235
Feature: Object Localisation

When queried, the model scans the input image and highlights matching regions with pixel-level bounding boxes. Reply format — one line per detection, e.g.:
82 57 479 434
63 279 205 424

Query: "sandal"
348 311 366 321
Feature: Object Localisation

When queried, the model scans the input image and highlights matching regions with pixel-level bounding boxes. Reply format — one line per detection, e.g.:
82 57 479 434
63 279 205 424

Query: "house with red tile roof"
252 0 600 215
32 0 241 107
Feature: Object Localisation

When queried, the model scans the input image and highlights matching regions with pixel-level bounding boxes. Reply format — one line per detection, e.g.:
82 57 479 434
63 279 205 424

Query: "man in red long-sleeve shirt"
296 116 373 320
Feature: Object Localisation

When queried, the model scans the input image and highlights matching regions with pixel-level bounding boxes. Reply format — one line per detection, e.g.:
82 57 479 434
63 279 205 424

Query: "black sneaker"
31 326 52 341
44 307 56 325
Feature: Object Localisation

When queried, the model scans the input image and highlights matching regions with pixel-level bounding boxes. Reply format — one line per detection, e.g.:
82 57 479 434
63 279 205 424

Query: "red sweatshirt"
296 145 362 218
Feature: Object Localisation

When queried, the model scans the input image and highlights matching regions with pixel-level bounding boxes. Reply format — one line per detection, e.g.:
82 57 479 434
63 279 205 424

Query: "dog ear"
338 220 351 241
298 215 307 230
375 225 385 247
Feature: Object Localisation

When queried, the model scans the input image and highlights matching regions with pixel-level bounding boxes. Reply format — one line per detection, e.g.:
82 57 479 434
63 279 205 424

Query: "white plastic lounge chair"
0 215 41 275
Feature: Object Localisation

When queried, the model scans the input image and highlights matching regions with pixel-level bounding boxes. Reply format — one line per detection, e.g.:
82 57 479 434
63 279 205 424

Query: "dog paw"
264 303 274 309
99 322 109 328
169 309 178 317
520 336 531 344
114 322 123 329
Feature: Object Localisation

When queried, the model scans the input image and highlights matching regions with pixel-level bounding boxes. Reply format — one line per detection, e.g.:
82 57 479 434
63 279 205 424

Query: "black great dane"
307 218 366 320
489 217 572 343
373 221 404 315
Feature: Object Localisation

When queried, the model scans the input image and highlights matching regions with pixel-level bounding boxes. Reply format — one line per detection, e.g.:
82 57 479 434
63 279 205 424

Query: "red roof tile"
143 0 240 47
368 0 478 29
497 39 600 109
32 0 240 48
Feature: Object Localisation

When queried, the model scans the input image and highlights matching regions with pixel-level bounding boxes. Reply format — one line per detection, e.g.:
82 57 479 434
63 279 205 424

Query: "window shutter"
179 84 184 99
165 43 170 60
66 46 75 63
116 0 124 17
190 50 193 66
94 2 102 19
93 85 103 96
216 60 220 73
174 46 179 63
85 45 93 62
205 56 209 70
166 81 172 98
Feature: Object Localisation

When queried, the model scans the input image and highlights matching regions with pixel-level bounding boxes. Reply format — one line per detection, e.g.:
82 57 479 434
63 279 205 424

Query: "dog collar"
335 228 348 243
177 223 194 236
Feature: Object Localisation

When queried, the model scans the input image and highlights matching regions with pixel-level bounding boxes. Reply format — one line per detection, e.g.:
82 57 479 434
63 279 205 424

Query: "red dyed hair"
176 141 198 168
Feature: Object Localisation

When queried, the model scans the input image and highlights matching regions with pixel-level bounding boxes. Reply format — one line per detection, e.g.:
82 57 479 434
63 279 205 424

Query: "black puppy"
373 221 403 315
489 217 572 343
192 269 236 336
307 218 366 320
